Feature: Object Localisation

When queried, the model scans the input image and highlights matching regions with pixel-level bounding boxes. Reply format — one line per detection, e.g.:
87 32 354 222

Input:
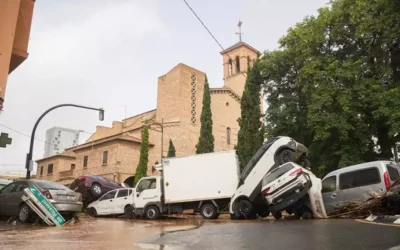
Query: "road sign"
25 185 66 225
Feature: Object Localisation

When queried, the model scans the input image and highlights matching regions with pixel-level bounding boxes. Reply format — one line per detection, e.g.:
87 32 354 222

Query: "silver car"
0 179 83 223
322 161 400 212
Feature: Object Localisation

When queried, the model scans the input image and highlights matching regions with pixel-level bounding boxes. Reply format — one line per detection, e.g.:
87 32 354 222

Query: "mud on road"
0 215 232 250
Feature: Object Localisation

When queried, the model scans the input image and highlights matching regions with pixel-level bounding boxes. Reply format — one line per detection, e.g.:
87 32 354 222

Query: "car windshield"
262 164 295 186
35 181 70 191
239 137 278 183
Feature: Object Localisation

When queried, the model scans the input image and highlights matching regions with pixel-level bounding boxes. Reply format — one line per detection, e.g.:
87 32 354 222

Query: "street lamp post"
149 119 164 162
25 104 104 179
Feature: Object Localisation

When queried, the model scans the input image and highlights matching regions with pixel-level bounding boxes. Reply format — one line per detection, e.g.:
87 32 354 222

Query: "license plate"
58 194 75 200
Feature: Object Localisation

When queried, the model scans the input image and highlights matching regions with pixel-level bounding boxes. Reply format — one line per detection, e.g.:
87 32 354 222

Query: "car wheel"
86 207 97 217
19 204 32 223
277 149 295 165
200 204 218 219
91 184 102 197
257 205 270 218
145 205 160 220
237 199 255 219
272 211 282 220
301 208 312 220
285 208 293 215
124 205 134 218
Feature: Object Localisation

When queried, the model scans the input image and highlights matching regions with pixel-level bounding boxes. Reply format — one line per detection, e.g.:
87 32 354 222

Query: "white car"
261 162 311 219
86 188 134 217
229 136 309 219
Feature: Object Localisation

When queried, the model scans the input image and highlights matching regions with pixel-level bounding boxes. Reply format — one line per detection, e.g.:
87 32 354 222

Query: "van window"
339 168 380 190
322 176 337 193
387 165 400 181
240 137 278 182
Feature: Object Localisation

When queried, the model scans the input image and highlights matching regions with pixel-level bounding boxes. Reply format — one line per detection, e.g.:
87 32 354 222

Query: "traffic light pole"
25 104 104 179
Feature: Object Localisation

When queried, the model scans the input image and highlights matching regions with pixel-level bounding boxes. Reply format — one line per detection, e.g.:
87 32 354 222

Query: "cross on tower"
0 133 12 148
235 20 243 42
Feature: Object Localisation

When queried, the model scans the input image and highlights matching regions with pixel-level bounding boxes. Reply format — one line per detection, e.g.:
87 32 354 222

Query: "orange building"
0 0 35 111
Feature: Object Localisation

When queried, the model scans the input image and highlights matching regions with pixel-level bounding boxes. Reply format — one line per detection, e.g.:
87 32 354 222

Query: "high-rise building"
44 127 80 157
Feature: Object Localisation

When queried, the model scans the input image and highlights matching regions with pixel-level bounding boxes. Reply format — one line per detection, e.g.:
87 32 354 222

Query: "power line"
0 124 92 151
182 0 247 78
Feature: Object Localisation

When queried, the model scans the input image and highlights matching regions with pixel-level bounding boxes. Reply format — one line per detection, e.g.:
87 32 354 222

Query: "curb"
358 215 400 226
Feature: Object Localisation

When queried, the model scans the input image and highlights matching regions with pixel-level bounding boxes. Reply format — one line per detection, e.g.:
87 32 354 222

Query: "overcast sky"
0 0 327 174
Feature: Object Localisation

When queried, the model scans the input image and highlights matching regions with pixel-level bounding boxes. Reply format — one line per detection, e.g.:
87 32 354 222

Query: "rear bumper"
53 202 83 213
267 180 311 212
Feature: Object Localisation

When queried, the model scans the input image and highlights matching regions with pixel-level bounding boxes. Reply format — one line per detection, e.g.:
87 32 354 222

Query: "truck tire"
276 149 295 165
200 204 218 219
145 205 160 220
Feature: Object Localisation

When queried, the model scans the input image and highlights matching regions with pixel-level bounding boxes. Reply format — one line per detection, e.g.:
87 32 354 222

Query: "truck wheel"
257 205 270 218
276 149 295 165
200 204 218 219
145 205 160 220
272 211 282 220
238 199 255 219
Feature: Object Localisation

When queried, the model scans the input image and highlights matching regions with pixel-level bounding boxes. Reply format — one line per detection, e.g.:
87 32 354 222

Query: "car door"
0 183 17 216
322 175 339 212
134 178 159 209
5 181 28 215
113 189 130 214
96 190 117 215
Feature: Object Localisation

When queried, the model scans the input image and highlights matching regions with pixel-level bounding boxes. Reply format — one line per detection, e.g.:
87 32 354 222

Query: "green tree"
236 61 264 170
134 124 149 186
167 139 176 157
196 75 215 154
261 0 400 175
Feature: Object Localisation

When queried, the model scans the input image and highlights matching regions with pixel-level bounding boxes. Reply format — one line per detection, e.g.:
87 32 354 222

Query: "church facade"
35 41 260 186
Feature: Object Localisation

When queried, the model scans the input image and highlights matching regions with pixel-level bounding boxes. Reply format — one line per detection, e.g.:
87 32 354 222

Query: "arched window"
247 56 251 68
228 59 233 76
235 56 240 73
227 127 231 145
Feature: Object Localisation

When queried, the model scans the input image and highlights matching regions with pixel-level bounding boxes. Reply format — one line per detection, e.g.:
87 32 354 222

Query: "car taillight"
79 176 86 182
261 187 271 195
383 171 391 190
289 168 303 176
41 190 52 199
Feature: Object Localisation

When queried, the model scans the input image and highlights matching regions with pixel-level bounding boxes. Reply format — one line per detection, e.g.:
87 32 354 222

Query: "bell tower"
220 22 259 97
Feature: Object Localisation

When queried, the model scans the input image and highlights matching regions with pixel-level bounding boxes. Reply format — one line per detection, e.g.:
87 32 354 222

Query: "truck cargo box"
162 151 239 204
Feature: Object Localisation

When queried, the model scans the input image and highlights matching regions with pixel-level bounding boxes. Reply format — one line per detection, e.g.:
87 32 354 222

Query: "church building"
35 41 260 186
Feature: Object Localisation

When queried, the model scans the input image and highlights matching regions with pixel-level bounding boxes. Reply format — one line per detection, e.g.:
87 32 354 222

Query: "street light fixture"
25 104 105 179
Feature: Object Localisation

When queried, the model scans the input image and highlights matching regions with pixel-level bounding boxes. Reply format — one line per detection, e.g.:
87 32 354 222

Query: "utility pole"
25 104 104 179
236 20 243 42
149 119 164 162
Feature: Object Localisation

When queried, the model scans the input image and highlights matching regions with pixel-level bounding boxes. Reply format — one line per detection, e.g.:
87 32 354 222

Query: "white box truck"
132 151 239 220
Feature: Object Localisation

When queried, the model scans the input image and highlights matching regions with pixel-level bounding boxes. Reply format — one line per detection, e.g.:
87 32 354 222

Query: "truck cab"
133 176 163 219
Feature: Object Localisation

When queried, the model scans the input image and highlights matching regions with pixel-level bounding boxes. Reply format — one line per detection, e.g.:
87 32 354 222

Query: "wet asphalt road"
144 219 400 250
1 217 399 250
